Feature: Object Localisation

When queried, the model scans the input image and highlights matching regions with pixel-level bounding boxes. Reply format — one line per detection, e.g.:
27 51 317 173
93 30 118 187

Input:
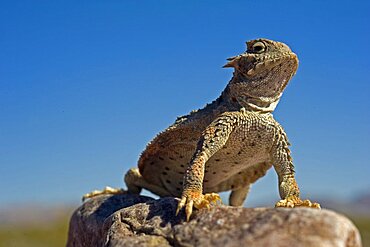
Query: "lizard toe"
275 195 320 209
176 192 222 221
82 186 126 202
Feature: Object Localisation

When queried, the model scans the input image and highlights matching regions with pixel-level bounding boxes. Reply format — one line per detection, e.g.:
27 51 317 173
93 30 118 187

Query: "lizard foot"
275 195 321 209
176 192 222 221
82 186 127 202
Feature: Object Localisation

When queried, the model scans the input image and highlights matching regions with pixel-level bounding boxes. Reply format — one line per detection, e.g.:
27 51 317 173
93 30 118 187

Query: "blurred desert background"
1 1 369 246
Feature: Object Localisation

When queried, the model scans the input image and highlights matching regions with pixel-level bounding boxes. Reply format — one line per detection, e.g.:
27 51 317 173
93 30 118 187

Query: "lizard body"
84 38 320 221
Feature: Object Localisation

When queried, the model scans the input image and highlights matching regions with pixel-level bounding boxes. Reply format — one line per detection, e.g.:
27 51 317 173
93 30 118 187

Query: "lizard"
83 38 320 221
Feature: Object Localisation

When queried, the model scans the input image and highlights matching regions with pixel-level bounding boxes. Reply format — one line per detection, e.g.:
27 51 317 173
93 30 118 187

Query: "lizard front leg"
272 127 320 209
176 111 244 221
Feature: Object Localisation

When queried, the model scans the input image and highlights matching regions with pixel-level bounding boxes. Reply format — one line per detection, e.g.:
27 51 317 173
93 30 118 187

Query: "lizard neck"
220 75 282 113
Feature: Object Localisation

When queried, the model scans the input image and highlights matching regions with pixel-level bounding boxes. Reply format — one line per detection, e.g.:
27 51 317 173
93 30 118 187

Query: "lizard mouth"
246 52 297 76
223 52 298 78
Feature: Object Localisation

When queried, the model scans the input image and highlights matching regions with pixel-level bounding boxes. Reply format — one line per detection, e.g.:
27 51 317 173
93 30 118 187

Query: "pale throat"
221 74 289 113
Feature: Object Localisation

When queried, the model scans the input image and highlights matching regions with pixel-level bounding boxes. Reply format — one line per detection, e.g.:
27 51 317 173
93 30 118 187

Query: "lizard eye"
252 42 265 53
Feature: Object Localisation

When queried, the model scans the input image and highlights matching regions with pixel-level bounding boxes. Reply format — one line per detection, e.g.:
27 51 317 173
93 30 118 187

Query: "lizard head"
222 38 299 112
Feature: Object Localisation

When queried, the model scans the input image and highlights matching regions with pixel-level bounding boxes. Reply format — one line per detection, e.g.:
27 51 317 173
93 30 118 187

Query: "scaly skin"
83 38 320 221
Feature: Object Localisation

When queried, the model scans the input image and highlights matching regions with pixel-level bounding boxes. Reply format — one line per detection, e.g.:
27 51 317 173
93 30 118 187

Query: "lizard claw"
275 195 321 209
176 192 222 221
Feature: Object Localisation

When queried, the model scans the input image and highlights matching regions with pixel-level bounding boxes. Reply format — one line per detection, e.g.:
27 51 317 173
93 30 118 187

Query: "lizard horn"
223 56 240 68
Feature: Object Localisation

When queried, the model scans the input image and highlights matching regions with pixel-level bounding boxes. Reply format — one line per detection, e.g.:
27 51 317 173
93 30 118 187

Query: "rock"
66 194 362 247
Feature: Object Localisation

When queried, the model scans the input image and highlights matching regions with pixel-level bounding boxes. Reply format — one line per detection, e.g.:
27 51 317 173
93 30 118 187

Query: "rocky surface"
66 194 362 247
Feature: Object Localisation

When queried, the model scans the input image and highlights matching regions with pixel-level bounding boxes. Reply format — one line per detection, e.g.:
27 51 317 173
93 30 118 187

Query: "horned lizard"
83 38 320 221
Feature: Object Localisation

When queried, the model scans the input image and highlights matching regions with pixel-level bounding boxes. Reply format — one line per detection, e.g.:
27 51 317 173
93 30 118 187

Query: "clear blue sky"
1 1 369 207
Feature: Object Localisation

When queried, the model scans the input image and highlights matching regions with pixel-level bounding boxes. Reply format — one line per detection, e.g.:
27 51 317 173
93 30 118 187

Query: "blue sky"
1 1 369 207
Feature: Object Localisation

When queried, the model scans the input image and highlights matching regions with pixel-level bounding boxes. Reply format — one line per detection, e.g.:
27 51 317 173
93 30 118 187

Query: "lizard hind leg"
82 168 143 202
124 168 144 194
229 185 250 206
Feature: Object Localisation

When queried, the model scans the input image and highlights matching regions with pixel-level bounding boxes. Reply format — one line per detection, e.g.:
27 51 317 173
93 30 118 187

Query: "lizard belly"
203 123 273 189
